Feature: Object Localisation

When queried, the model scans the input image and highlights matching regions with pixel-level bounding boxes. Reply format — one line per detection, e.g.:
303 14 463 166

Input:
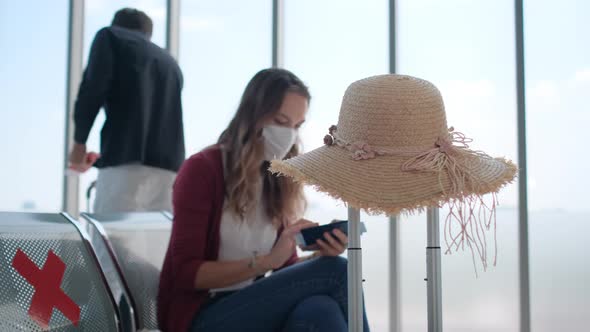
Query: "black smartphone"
296 220 366 247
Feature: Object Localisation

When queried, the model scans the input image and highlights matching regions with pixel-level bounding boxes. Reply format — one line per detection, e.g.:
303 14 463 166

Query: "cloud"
438 79 496 99
181 16 223 32
574 68 590 83
526 80 561 114
144 7 166 21
85 0 106 12
84 0 166 22
435 79 497 121
527 67 590 114
528 80 558 99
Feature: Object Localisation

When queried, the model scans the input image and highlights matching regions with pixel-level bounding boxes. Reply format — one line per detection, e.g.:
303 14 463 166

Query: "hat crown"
336 75 448 149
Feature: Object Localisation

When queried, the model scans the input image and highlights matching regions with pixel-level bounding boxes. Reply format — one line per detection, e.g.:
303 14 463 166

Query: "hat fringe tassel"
444 193 499 277
400 129 501 274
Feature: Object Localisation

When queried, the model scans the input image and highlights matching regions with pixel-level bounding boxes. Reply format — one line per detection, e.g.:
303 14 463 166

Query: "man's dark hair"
111 8 153 38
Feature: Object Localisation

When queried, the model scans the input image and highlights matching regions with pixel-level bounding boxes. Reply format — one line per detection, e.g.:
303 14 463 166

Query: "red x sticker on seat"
11 249 81 329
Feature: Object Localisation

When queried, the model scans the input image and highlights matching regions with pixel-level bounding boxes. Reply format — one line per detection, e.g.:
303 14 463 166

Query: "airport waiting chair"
0 212 131 331
80 212 172 331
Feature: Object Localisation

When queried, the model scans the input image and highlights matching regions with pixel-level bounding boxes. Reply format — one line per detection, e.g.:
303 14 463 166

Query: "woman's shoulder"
188 145 222 163
178 145 223 179
173 145 224 210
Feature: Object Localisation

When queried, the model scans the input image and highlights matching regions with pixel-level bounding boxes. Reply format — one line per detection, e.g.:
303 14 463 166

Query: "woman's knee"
285 295 346 331
299 295 342 314
315 255 347 273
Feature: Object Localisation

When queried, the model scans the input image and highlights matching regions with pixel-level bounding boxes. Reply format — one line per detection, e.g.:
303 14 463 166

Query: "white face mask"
262 125 297 161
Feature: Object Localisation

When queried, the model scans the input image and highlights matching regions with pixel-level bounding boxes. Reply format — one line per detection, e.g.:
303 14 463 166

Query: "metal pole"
166 0 181 60
63 0 85 217
514 0 531 331
389 215 401 332
389 0 397 75
388 1 400 331
348 207 363 332
272 0 284 68
426 207 442 332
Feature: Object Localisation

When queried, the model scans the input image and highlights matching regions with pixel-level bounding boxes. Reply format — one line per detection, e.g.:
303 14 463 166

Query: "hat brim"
270 144 518 215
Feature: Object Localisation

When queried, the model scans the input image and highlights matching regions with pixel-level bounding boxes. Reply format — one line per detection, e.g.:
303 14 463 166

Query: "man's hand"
68 143 99 173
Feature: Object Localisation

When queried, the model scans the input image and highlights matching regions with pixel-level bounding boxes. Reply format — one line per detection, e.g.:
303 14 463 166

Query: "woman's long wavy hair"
218 68 310 227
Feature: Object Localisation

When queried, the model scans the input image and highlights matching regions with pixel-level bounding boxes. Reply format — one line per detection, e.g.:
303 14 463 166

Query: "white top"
211 183 278 292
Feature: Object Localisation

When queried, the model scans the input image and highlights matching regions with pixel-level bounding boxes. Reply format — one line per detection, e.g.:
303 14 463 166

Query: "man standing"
68 8 184 213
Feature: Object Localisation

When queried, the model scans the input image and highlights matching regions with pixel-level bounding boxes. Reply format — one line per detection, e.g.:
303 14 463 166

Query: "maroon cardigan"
157 146 298 332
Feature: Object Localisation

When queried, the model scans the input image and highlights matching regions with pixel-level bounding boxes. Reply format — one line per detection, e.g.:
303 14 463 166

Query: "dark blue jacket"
74 26 185 172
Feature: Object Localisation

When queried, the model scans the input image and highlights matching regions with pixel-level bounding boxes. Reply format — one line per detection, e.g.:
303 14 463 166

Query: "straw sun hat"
270 75 517 265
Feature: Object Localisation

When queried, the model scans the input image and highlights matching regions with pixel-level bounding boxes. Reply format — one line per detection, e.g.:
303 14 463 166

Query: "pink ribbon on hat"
324 126 390 161
325 125 493 196
324 126 490 175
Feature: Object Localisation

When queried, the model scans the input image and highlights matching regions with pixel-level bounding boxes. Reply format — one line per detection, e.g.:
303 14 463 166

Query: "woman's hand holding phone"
300 220 349 257
267 219 317 268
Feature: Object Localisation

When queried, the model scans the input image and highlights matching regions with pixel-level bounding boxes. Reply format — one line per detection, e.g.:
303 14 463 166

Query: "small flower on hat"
329 125 337 135
324 134 334 146
324 125 338 146
351 142 376 160
436 136 453 154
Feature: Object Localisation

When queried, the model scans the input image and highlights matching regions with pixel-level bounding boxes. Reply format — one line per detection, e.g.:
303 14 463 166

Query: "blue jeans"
190 256 371 332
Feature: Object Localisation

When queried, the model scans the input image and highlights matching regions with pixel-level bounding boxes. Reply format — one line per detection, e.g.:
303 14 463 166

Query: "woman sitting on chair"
157 68 370 332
